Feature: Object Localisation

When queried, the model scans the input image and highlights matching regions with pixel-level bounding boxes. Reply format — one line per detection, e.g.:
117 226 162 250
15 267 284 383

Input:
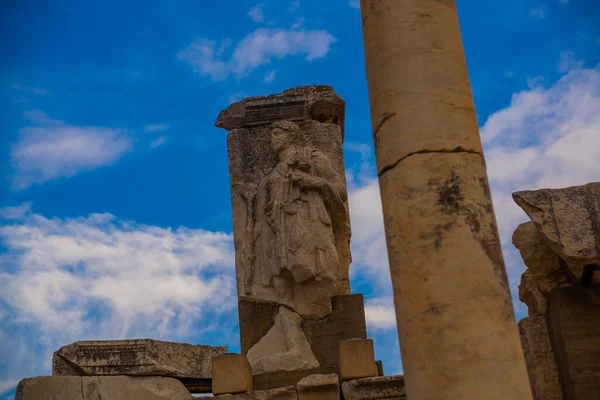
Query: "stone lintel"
52 339 226 379
215 85 345 135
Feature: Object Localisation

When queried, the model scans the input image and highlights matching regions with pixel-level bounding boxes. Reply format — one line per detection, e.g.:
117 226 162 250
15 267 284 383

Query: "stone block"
296 374 339 400
375 360 384 377
547 284 600 400
16 376 82 400
341 375 406 400
212 354 253 395
339 339 377 381
52 339 226 379
16 376 194 399
518 317 562 400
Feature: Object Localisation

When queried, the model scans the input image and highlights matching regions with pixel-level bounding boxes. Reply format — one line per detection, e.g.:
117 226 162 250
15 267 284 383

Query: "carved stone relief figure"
247 121 348 319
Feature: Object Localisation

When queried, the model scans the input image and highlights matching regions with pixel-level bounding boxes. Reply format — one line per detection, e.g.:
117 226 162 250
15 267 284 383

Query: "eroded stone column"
360 1 532 398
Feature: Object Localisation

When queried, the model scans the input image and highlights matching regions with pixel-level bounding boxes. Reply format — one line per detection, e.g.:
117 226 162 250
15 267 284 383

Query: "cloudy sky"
1 0 599 397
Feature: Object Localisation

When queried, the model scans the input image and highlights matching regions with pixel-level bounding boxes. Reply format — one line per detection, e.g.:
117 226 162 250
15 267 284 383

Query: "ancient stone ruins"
15 1 600 399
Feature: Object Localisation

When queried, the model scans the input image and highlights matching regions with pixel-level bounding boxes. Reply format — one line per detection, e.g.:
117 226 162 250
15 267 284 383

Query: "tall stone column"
359 1 533 399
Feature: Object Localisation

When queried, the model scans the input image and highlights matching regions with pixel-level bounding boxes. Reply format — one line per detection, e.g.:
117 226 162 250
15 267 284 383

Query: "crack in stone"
378 147 482 178
373 112 396 137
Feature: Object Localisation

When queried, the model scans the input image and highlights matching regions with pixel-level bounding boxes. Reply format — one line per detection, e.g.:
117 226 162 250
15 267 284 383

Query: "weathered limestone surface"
513 183 600 284
247 306 319 375
338 339 377 381
546 285 600 400
16 376 194 400
360 0 532 398
518 317 562 400
212 354 253 395
341 375 406 400
296 374 339 400
52 339 226 378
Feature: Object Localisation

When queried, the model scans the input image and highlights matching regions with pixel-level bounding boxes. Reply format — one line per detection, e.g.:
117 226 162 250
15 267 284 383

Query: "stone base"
16 376 194 400
239 294 367 390
341 375 406 400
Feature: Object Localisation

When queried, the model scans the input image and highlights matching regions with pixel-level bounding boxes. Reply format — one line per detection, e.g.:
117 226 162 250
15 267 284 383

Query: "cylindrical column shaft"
359 1 533 399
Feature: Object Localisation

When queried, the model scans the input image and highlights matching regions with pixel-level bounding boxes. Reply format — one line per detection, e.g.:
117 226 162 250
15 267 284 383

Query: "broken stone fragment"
52 339 226 379
341 375 406 400
518 270 548 317
296 373 340 400
513 182 600 283
247 306 320 375
16 376 194 400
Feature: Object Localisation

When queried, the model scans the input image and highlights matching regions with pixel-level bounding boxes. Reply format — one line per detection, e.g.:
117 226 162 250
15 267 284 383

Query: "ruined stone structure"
359 1 533 399
514 183 600 400
214 86 393 394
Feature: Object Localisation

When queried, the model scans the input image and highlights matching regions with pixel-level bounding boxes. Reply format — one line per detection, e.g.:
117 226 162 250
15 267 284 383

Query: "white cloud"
247 5 264 23
179 28 336 81
291 17 305 30
349 0 360 8
0 203 32 220
0 207 236 386
10 112 132 190
364 297 396 330
530 6 547 19
481 62 600 303
144 124 170 132
149 136 168 148
290 1 300 13
558 50 584 73
11 84 50 95
263 70 277 83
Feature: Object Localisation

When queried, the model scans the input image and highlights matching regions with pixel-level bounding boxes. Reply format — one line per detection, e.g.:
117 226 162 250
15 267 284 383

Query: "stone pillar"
359 1 532 399
216 86 368 389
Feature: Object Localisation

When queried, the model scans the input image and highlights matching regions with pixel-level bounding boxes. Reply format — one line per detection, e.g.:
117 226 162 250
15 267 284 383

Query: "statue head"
269 121 302 153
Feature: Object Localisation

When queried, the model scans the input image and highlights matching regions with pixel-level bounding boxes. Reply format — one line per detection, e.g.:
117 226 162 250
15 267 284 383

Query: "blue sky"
1 0 599 397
